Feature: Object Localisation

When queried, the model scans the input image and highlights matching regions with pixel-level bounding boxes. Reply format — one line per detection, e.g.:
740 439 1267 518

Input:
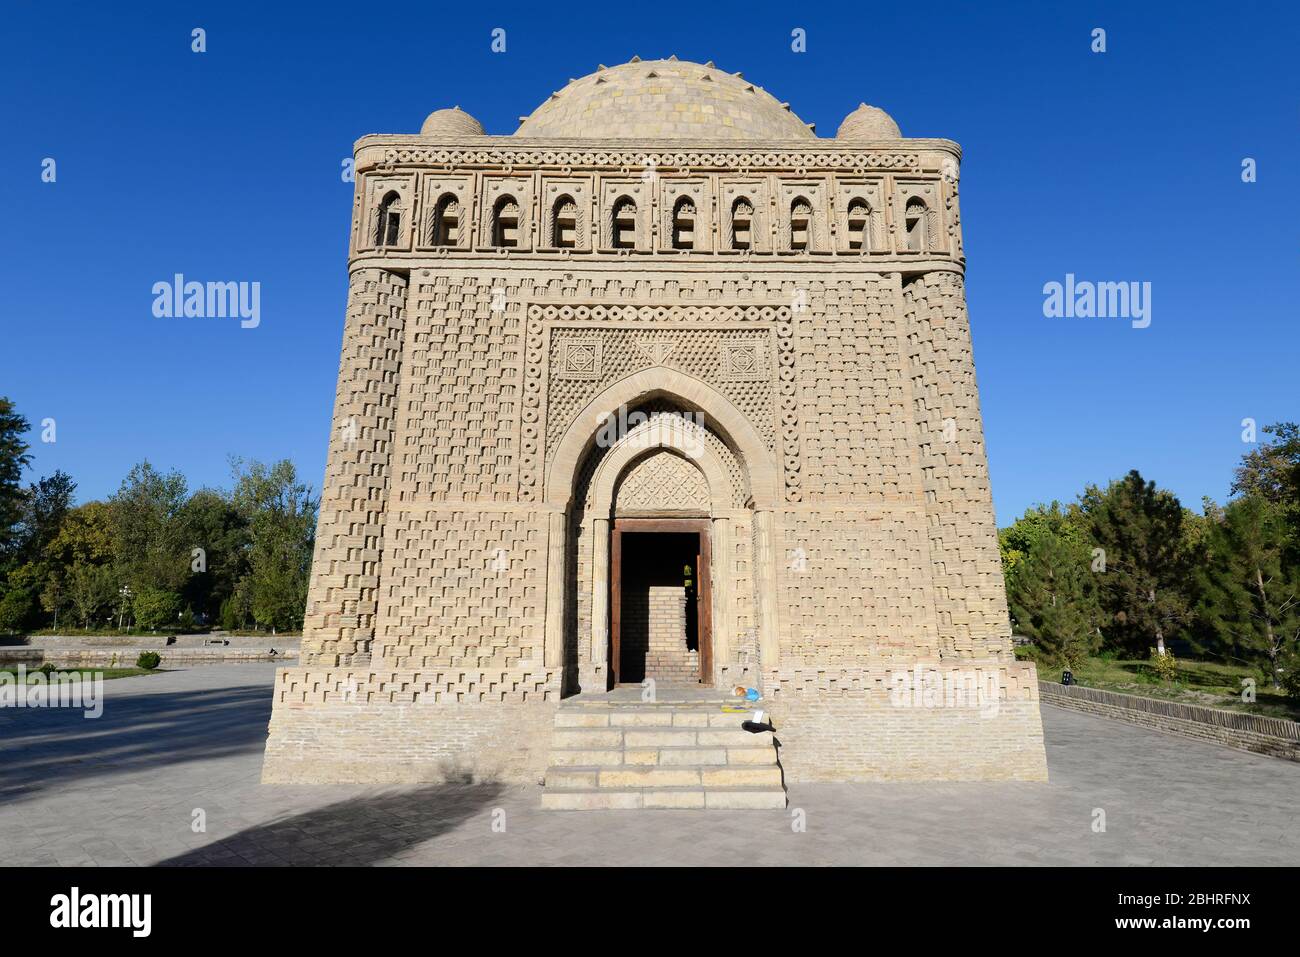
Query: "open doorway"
610 519 712 686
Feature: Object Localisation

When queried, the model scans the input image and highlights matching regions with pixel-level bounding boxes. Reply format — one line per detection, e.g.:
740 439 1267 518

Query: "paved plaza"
1 664 1296 866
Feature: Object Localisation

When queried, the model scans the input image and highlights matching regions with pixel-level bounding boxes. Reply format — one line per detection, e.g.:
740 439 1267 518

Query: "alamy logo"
1042 273 1151 328
592 405 707 457
889 666 1002 717
0 665 102 718
49 887 151 937
152 274 261 328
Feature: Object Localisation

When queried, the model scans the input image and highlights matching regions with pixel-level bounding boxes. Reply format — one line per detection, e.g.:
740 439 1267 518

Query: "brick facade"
261 58 1048 786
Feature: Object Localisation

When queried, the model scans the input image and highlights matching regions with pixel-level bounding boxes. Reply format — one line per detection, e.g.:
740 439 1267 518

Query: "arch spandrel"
545 368 779 510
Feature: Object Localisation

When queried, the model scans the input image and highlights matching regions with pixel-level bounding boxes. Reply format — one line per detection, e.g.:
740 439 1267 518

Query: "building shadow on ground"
0 682 273 804
155 782 505 866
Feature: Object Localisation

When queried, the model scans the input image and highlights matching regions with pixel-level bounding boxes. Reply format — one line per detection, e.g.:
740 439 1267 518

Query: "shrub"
1280 650 1300 703
1149 646 1178 683
135 651 161 670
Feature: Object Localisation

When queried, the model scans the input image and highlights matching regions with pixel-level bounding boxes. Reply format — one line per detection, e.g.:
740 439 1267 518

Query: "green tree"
132 585 183 631
231 459 316 632
1233 422 1300 507
1005 524 1104 668
0 397 32 560
1195 495 1300 687
67 562 115 628
40 573 69 631
45 501 114 568
15 470 76 565
1080 470 1191 656
998 501 1088 578
0 562 42 633
177 488 249 624
109 462 190 594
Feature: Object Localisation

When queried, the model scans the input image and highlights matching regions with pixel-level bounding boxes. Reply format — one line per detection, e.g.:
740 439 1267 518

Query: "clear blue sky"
3 1 1296 525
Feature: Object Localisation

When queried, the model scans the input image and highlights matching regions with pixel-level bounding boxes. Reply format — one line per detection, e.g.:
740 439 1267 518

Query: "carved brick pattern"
792 279 917 503
379 147 921 173
573 401 746 511
529 305 785 486
301 268 407 665
372 510 546 670
720 341 764 381
615 450 710 512
776 311 801 502
774 508 939 665
397 275 523 502
554 338 602 380
275 667 559 705
904 272 1011 658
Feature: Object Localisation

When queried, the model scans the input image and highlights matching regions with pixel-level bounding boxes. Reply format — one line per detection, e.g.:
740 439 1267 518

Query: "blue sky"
3 1 1296 525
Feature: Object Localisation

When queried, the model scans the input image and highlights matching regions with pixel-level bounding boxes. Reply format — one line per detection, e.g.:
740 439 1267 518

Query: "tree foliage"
0 397 33 560
1194 495 1300 686
1078 470 1191 656
0 398 318 637
1005 522 1103 668
1001 428 1300 701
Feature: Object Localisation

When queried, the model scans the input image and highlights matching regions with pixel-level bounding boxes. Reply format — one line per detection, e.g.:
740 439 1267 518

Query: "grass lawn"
0 666 161 682
1025 651 1299 721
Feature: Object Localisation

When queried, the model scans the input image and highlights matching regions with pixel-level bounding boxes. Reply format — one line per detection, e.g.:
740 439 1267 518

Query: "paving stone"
0 665 1297 866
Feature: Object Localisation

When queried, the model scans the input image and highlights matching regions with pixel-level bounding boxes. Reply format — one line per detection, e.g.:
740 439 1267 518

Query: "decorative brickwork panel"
532 303 783 474
301 268 408 665
395 275 524 502
904 272 1012 657
790 278 920 504
774 508 939 664
373 509 546 670
615 450 710 513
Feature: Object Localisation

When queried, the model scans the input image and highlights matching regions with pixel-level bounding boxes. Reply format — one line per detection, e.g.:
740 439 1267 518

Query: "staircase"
540 689 786 810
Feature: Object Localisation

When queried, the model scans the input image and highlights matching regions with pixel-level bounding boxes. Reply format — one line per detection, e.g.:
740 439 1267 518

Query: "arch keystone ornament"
262 57 1048 792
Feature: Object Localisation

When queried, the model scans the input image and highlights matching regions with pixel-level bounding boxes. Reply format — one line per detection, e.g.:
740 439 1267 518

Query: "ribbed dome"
420 106 485 136
515 58 815 140
836 103 901 140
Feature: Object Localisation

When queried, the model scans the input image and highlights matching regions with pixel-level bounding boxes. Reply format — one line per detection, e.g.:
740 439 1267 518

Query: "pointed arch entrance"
540 369 782 692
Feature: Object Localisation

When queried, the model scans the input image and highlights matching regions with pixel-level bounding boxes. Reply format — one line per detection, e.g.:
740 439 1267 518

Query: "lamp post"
118 584 133 631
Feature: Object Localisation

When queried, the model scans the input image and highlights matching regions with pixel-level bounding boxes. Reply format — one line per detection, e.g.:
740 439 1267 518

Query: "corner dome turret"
420 106 485 136
836 103 901 141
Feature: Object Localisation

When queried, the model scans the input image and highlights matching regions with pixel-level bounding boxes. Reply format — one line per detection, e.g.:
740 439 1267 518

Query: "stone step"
551 726 771 749
541 787 788 811
557 704 739 715
555 709 759 728
545 764 783 790
547 744 777 768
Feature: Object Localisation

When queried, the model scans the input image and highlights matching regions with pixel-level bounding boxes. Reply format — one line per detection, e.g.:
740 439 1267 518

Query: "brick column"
710 515 732 678
903 271 1012 659
589 516 610 670
754 509 780 672
300 267 407 666
543 508 567 668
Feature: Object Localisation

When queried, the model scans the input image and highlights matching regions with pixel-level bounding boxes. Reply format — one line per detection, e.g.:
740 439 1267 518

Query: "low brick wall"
261 666 560 784
765 660 1050 782
0 636 299 668
1039 681 1300 762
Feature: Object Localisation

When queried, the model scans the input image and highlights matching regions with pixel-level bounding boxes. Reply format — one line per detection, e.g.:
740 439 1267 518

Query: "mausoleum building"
262 58 1048 802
